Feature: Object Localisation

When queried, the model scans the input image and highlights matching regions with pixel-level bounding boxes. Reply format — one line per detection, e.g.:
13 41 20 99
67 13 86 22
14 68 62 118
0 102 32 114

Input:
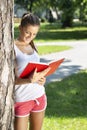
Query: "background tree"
0 0 15 130
32 0 58 22
14 0 87 27
59 0 75 28
75 0 87 22
15 0 36 12
47 0 59 20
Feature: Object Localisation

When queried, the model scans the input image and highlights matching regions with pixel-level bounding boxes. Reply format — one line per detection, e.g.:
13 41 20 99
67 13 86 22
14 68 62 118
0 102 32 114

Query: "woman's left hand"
37 77 46 86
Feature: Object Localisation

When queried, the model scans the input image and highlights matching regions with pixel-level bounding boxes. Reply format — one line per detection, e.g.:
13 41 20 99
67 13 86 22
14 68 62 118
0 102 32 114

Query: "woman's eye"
33 34 36 36
26 32 29 34
26 32 31 35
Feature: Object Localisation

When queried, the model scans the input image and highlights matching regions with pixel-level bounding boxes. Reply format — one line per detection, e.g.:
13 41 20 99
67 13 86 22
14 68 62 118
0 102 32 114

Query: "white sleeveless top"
14 44 45 102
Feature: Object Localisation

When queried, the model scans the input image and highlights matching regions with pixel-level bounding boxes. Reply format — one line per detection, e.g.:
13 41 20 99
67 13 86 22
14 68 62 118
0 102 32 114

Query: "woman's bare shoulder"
14 39 18 45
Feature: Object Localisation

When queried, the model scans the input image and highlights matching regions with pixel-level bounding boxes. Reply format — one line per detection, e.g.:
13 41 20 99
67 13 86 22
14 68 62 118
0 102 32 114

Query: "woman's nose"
28 33 33 38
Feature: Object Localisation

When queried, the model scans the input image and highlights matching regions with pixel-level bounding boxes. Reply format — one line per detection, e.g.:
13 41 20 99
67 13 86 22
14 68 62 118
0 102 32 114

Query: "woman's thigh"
29 110 45 130
14 116 29 130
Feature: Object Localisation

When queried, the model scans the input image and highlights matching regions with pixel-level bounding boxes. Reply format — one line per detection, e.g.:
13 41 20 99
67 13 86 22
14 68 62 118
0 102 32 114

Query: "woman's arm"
14 56 32 85
15 77 31 85
15 62 32 85
15 56 50 85
15 68 50 85
15 76 46 86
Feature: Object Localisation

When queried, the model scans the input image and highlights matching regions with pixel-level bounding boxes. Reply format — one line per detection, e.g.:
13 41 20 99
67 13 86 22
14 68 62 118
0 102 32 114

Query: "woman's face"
19 25 39 44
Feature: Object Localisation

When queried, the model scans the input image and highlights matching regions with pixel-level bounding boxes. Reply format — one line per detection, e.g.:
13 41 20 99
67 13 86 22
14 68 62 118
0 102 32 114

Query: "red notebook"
20 58 65 78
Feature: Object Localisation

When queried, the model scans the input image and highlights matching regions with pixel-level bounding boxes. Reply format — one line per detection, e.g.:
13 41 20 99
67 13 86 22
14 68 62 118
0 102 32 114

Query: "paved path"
37 40 87 83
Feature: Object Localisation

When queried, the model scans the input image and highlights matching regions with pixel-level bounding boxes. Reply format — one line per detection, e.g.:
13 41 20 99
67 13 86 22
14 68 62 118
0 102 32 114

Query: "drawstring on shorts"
34 99 40 105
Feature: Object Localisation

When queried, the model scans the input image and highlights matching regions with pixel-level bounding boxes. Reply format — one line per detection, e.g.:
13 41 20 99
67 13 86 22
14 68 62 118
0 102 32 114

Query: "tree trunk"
0 0 14 130
55 7 59 20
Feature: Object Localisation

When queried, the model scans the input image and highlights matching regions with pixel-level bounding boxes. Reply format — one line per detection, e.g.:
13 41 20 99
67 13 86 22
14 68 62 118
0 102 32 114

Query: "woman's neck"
15 39 34 55
16 38 29 46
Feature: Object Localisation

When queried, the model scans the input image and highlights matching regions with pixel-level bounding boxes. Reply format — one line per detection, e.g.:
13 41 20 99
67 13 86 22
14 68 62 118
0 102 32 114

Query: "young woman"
14 13 50 130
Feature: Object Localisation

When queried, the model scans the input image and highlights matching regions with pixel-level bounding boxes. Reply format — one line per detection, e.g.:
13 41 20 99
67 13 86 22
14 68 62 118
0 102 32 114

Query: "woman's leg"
14 116 29 130
29 110 45 130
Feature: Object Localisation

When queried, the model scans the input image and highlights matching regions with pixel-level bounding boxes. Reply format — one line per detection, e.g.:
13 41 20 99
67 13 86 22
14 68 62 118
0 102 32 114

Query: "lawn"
14 22 87 42
37 45 71 55
43 70 87 130
36 22 87 42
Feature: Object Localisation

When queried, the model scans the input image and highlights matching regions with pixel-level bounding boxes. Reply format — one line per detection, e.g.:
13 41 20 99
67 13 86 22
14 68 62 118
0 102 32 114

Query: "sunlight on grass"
48 27 87 32
43 117 87 130
37 45 72 55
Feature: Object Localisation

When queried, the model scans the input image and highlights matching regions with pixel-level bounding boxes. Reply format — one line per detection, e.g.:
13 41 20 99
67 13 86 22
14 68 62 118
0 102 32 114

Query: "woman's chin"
24 40 31 44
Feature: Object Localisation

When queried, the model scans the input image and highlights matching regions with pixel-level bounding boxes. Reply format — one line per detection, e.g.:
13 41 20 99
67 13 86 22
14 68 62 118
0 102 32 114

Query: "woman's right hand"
29 67 50 83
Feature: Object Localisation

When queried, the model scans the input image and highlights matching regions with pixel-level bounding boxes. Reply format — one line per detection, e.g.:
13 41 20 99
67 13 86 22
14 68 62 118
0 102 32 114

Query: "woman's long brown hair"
20 13 40 52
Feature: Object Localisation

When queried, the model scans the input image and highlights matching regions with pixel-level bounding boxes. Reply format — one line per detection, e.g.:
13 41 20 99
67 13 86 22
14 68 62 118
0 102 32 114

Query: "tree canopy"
14 0 87 27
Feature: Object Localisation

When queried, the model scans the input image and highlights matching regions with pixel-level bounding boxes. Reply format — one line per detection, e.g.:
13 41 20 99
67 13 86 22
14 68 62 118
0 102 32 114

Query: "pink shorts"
15 94 47 117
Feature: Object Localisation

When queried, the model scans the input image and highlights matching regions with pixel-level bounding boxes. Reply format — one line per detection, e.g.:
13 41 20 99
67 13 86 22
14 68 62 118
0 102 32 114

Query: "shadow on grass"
40 58 87 118
40 22 87 30
36 30 87 41
40 58 82 83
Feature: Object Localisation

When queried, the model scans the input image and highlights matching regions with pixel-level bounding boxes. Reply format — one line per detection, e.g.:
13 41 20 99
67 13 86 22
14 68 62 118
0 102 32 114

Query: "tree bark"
0 0 14 130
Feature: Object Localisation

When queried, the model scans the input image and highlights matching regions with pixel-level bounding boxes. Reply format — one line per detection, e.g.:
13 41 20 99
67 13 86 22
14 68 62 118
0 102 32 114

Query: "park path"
37 40 87 83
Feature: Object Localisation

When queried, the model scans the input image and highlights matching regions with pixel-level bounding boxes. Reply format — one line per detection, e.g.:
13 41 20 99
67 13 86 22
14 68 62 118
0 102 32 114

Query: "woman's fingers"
29 67 50 83
37 77 46 85
39 67 51 77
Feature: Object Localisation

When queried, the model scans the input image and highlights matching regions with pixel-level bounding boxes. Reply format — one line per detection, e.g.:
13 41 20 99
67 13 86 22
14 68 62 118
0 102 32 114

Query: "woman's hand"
29 67 50 84
37 77 46 86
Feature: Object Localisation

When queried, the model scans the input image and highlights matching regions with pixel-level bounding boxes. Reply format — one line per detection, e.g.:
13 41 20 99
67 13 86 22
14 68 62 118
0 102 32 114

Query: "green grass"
14 22 87 42
42 70 87 130
37 45 72 55
43 117 87 130
36 22 87 42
